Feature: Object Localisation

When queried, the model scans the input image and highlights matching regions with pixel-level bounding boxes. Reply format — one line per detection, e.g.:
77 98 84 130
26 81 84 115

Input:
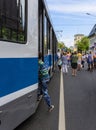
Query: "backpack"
72 55 78 63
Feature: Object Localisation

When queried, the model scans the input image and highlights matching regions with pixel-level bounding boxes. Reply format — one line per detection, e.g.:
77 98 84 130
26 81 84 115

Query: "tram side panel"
0 0 39 130
0 0 57 129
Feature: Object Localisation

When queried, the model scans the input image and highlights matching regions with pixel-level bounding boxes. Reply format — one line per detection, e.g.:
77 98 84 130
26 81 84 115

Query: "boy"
38 52 54 112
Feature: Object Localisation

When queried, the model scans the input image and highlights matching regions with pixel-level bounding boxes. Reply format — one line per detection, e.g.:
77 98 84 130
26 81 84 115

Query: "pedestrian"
61 52 68 74
66 52 70 67
57 49 61 59
93 52 96 69
71 52 78 76
70 52 74 67
38 52 54 112
77 51 82 71
87 51 93 71
57 49 62 70
57 58 62 70
81 54 85 68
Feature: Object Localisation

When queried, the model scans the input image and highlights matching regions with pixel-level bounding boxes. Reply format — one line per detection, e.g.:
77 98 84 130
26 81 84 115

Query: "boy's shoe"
48 105 54 112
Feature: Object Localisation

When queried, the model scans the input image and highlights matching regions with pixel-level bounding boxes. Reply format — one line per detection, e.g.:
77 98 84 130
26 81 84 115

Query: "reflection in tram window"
0 0 27 43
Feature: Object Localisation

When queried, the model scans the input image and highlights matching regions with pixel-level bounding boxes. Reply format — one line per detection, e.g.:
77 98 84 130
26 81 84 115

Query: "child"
38 52 54 112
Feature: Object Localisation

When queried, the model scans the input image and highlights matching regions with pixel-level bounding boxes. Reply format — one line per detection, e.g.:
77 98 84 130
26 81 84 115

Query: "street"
15 66 96 130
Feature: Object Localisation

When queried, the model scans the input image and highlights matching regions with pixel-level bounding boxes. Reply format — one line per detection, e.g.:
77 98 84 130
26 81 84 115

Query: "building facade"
74 34 84 45
88 24 96 50
74 34 84 51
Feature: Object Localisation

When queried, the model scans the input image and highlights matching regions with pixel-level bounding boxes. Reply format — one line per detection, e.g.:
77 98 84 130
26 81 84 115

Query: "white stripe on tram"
58 71 66 130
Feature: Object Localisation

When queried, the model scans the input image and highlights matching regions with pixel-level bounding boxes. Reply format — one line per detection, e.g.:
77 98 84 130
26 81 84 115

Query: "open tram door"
38 0 56 77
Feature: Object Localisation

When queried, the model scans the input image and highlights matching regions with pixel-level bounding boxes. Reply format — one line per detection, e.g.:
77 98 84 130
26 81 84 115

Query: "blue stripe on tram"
0 58 38 97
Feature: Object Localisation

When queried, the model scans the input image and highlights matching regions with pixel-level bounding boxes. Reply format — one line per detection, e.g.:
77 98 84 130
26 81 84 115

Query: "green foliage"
58 41 65 49
67 48 72 52
0 27 25 43
76 36 89 51
58 41 72 52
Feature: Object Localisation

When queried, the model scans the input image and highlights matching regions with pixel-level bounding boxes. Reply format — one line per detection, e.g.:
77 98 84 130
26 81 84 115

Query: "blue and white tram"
0 0 57 130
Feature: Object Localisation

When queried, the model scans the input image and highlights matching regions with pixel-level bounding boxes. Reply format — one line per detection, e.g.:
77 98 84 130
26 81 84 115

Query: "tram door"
38 0 43 60
38 0 54 77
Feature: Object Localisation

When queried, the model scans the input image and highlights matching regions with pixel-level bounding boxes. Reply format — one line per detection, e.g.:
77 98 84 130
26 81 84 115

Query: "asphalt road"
15 64 96 130
64 66 96 130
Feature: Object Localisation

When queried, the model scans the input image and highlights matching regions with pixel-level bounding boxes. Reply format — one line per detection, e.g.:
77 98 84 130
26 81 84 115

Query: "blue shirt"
61 55 68 65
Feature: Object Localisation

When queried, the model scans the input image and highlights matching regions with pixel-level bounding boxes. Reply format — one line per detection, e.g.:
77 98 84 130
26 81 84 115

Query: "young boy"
38 52 54 112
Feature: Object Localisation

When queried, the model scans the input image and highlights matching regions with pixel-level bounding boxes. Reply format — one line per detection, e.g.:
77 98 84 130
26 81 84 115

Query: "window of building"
0 0 27 43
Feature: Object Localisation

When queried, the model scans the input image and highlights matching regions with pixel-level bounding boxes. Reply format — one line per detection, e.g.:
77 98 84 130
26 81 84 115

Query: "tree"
58 41 65 49
76 36 89 52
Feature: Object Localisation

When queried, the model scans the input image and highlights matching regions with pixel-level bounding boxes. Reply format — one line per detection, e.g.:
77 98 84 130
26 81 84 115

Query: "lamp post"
86 13 96 17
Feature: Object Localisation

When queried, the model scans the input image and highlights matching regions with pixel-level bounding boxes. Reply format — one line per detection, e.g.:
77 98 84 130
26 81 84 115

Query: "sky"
45 0 96 47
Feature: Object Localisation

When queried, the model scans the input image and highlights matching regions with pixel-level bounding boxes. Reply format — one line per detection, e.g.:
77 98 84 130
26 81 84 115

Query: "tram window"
44 16 48 54
50 28 52 51
0 0 27 43
47 22 50 50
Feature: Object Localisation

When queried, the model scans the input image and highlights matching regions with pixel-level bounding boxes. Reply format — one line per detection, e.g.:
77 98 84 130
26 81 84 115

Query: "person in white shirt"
61 52 68 74
81 54 85 68
57 49 61 60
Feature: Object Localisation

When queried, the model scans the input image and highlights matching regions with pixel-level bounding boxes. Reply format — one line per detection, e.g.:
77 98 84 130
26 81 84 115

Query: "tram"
0 0 57 130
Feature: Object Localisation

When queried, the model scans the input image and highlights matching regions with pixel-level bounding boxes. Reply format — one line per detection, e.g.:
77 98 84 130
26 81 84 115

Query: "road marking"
58 71 66 130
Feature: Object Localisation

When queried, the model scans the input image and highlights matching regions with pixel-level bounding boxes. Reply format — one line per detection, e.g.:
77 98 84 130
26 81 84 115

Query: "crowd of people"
37 49 96 112
57 49 96 76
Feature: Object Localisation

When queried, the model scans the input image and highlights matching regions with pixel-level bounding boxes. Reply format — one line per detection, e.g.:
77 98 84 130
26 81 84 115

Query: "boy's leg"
43 91 51 107
42 81 51 107
42 81 54 112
